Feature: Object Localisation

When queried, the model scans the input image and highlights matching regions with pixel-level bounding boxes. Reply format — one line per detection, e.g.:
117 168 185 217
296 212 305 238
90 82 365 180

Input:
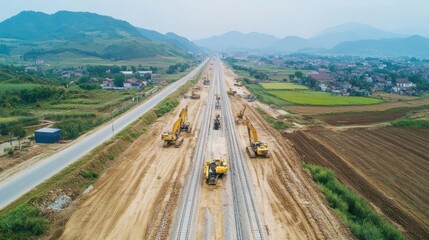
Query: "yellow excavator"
244 117 270 158
204 159 229 185
161 118 184 148
234 81 243 87
235 105 246 124
179 104 192 133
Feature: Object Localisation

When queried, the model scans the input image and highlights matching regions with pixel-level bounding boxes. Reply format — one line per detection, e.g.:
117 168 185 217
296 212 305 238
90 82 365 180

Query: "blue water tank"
34 127 61 144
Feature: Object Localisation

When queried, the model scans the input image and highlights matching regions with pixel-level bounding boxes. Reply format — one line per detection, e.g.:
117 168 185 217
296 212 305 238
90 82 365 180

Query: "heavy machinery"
161 118 184 148
234 81 243 87
215 94 221 109
244 94 257 102
179 104 192 133
190 91 200 99
227 88 237 96
235 105 246 124
214 114 221 130
244 117 270 158
204 159 229 185
203 78 210 85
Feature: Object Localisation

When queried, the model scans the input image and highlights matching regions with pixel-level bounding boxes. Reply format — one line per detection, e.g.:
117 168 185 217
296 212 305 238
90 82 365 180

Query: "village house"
102 78 114 89
124 77 147 90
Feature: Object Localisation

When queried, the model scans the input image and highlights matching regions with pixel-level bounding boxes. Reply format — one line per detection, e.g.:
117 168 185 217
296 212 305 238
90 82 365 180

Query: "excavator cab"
179 105 192 133
205 159 229 185
161 118 184 148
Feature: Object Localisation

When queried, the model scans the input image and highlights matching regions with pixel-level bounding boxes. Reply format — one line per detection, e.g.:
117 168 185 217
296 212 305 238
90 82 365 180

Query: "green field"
269 90 384 106
260 82 309 90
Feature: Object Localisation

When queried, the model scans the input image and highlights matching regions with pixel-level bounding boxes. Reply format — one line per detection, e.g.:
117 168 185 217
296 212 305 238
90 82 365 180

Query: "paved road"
0 60 208 210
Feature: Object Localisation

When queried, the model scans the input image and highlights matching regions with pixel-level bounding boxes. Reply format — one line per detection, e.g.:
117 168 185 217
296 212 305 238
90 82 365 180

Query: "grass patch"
44 112 96 121
303 163 404 240
392 110 429 128
245 84 289 107
255 108 291 130
260 82 309 90
0 204 49 240
62 99 102 105
269 90 384 106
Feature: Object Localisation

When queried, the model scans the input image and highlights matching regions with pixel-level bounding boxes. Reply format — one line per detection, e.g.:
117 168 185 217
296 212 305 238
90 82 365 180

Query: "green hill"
0 11 191 61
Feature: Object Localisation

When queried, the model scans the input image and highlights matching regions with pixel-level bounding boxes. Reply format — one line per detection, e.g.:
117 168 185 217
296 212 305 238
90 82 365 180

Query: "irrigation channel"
171 57 266 239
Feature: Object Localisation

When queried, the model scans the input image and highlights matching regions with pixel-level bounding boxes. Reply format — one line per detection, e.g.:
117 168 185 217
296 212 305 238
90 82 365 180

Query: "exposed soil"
287 127 429 239
287 96 429 115
59 68 211 239
222 63 353 239
317 106 429 126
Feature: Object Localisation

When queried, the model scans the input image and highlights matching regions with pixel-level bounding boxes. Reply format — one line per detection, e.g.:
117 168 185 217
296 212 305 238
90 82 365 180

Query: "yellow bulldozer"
161 118 184 148
234 81 243 87
244 117 270 158
204 159 229 185
235 105 246 124
227 88 237 96
190 91 200 99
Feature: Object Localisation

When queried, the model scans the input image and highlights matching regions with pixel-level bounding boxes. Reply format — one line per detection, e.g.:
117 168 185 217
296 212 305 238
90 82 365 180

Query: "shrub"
0 204 49 239
303 163 404 240
79 170 99 179
154 98 179 117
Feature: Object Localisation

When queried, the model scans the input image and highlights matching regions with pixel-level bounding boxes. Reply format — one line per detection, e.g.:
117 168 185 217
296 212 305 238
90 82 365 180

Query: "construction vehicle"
235 105 246 124
227 88 237 96
179 104 192 133
203 78 210 85
191 91 200 99
234 81 243 87
215 94 221 109
204 159 229 185
244 94 257 102
161 118 184 148
244 117 270 158
214 114 221 130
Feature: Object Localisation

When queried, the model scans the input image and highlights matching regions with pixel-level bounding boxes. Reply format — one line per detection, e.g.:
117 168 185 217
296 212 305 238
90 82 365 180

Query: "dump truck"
204 159 229 185
244 117 270 158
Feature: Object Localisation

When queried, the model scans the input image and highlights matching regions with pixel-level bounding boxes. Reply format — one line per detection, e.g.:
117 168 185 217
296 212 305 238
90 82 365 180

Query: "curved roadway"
0 59 208 210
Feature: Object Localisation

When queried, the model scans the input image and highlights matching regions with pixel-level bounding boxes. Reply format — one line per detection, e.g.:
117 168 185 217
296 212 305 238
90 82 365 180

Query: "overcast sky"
1 0 428 40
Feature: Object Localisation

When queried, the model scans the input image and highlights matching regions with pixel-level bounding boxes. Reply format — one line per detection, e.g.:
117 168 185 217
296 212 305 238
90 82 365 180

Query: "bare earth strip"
222 64 352 239
60 68 211 239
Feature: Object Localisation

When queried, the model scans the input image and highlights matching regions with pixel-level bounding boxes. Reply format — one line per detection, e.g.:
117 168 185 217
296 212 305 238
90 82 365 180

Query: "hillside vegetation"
0 11 195 61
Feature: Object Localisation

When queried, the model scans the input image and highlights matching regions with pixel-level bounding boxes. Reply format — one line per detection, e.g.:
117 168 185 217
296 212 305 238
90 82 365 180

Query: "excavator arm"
172 118 182 135
245 116 259 143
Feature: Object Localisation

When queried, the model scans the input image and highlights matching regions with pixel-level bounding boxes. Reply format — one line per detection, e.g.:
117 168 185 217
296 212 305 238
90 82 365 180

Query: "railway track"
217 58 267 240
171 59 217 240
172 57 266 239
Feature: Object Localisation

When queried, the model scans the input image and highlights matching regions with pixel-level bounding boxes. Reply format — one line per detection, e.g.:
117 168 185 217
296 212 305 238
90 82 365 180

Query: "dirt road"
60 67 211 239
288 127 429 239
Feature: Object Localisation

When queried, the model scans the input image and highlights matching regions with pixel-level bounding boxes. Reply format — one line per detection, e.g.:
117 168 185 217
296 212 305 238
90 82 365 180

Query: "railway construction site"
4 57 427 240
56 58 352 239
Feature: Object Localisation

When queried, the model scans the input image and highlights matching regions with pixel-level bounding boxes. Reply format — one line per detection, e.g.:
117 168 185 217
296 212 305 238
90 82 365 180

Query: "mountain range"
195 23 429 57
0 11 200 61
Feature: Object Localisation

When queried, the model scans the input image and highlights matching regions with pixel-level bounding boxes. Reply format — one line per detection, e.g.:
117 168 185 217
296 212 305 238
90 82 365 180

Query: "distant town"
225 55 429 96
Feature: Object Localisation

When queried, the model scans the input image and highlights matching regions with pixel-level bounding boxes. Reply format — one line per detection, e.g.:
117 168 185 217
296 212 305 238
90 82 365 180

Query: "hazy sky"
1 0 428 40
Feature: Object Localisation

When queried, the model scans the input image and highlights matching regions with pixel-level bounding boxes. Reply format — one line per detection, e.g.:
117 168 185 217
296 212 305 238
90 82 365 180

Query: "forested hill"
0 11 198 60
